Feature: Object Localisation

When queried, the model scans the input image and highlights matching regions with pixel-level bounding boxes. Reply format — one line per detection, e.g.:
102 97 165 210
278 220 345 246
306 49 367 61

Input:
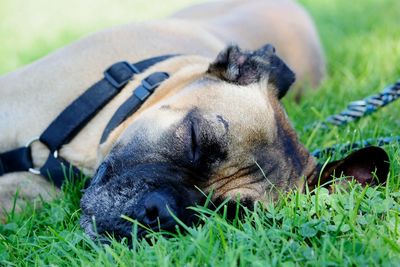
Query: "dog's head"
80 44 389 240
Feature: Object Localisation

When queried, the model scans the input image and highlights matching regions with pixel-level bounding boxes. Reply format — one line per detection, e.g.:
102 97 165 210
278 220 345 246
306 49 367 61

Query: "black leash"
0 55 175 187
310 79 400 158
317 79 400 128
312 136 400 158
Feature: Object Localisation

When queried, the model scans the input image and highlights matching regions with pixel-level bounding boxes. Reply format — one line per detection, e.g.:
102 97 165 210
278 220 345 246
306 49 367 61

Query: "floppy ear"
308 146 390 190
207 44 295 98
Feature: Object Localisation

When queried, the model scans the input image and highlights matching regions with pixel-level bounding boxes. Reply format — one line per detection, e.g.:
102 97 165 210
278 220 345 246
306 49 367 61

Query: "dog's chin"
80 179 204 241
80 213 138 243
80 215 103 241
80 205 199 243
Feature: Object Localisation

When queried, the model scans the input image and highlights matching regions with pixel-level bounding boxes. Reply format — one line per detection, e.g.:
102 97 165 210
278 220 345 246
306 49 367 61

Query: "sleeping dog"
0 0 388 239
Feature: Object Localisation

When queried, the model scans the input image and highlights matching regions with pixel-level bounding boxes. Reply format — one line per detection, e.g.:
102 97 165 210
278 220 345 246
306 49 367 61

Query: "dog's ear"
308 146 390 190
207 44 295 98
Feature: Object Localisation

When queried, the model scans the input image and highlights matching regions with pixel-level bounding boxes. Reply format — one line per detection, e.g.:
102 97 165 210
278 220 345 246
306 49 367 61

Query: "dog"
0 0 389 239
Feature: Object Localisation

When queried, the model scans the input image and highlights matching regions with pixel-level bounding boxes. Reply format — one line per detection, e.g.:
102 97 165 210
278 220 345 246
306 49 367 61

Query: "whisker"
254 159 277 191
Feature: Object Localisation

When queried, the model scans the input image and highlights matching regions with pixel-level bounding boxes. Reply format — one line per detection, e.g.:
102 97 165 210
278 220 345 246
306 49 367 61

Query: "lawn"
1 0 400 266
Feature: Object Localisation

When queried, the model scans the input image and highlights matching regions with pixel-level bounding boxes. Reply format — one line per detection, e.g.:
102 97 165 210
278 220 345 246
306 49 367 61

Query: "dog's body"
0 0 325 216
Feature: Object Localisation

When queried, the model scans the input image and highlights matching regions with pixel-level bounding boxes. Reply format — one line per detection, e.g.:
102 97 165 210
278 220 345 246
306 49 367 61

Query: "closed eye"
189 119 201 164
180 108 227 174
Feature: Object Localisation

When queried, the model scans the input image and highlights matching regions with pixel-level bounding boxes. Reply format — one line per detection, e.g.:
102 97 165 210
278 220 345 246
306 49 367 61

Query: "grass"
1 0 400 266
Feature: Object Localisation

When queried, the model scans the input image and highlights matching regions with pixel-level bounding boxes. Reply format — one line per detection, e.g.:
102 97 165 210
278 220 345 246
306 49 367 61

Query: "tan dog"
0 0 324 213
0 0 388 239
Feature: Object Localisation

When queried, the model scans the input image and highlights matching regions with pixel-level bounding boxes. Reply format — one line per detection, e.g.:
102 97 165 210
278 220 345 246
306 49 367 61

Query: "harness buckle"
104 61 139 89
142 72 170 91
134 72 170 101
134 85 151 102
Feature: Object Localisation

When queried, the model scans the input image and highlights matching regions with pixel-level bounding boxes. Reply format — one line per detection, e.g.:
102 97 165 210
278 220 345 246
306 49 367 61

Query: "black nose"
141 191 178 229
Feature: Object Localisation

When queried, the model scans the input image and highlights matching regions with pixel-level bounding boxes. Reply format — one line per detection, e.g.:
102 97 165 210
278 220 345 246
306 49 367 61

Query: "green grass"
1 0 400 266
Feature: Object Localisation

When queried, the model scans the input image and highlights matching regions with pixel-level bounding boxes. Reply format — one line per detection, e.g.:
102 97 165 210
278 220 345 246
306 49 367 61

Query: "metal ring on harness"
25 137 58 175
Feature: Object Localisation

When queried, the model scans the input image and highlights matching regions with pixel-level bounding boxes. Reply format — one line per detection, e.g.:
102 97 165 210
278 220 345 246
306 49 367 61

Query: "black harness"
0 55 175 187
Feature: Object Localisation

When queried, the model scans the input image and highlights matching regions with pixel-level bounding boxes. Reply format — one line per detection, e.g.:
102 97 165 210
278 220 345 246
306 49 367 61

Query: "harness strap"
0 147 33 175
40 55 176 152
0 55 175 186
100 72 170 143
39 153 82 188
40 62 137 152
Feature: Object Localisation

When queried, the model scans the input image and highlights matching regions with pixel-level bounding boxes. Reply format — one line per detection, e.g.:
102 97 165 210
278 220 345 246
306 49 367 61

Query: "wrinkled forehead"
168 77 275 116
127 77 278 139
